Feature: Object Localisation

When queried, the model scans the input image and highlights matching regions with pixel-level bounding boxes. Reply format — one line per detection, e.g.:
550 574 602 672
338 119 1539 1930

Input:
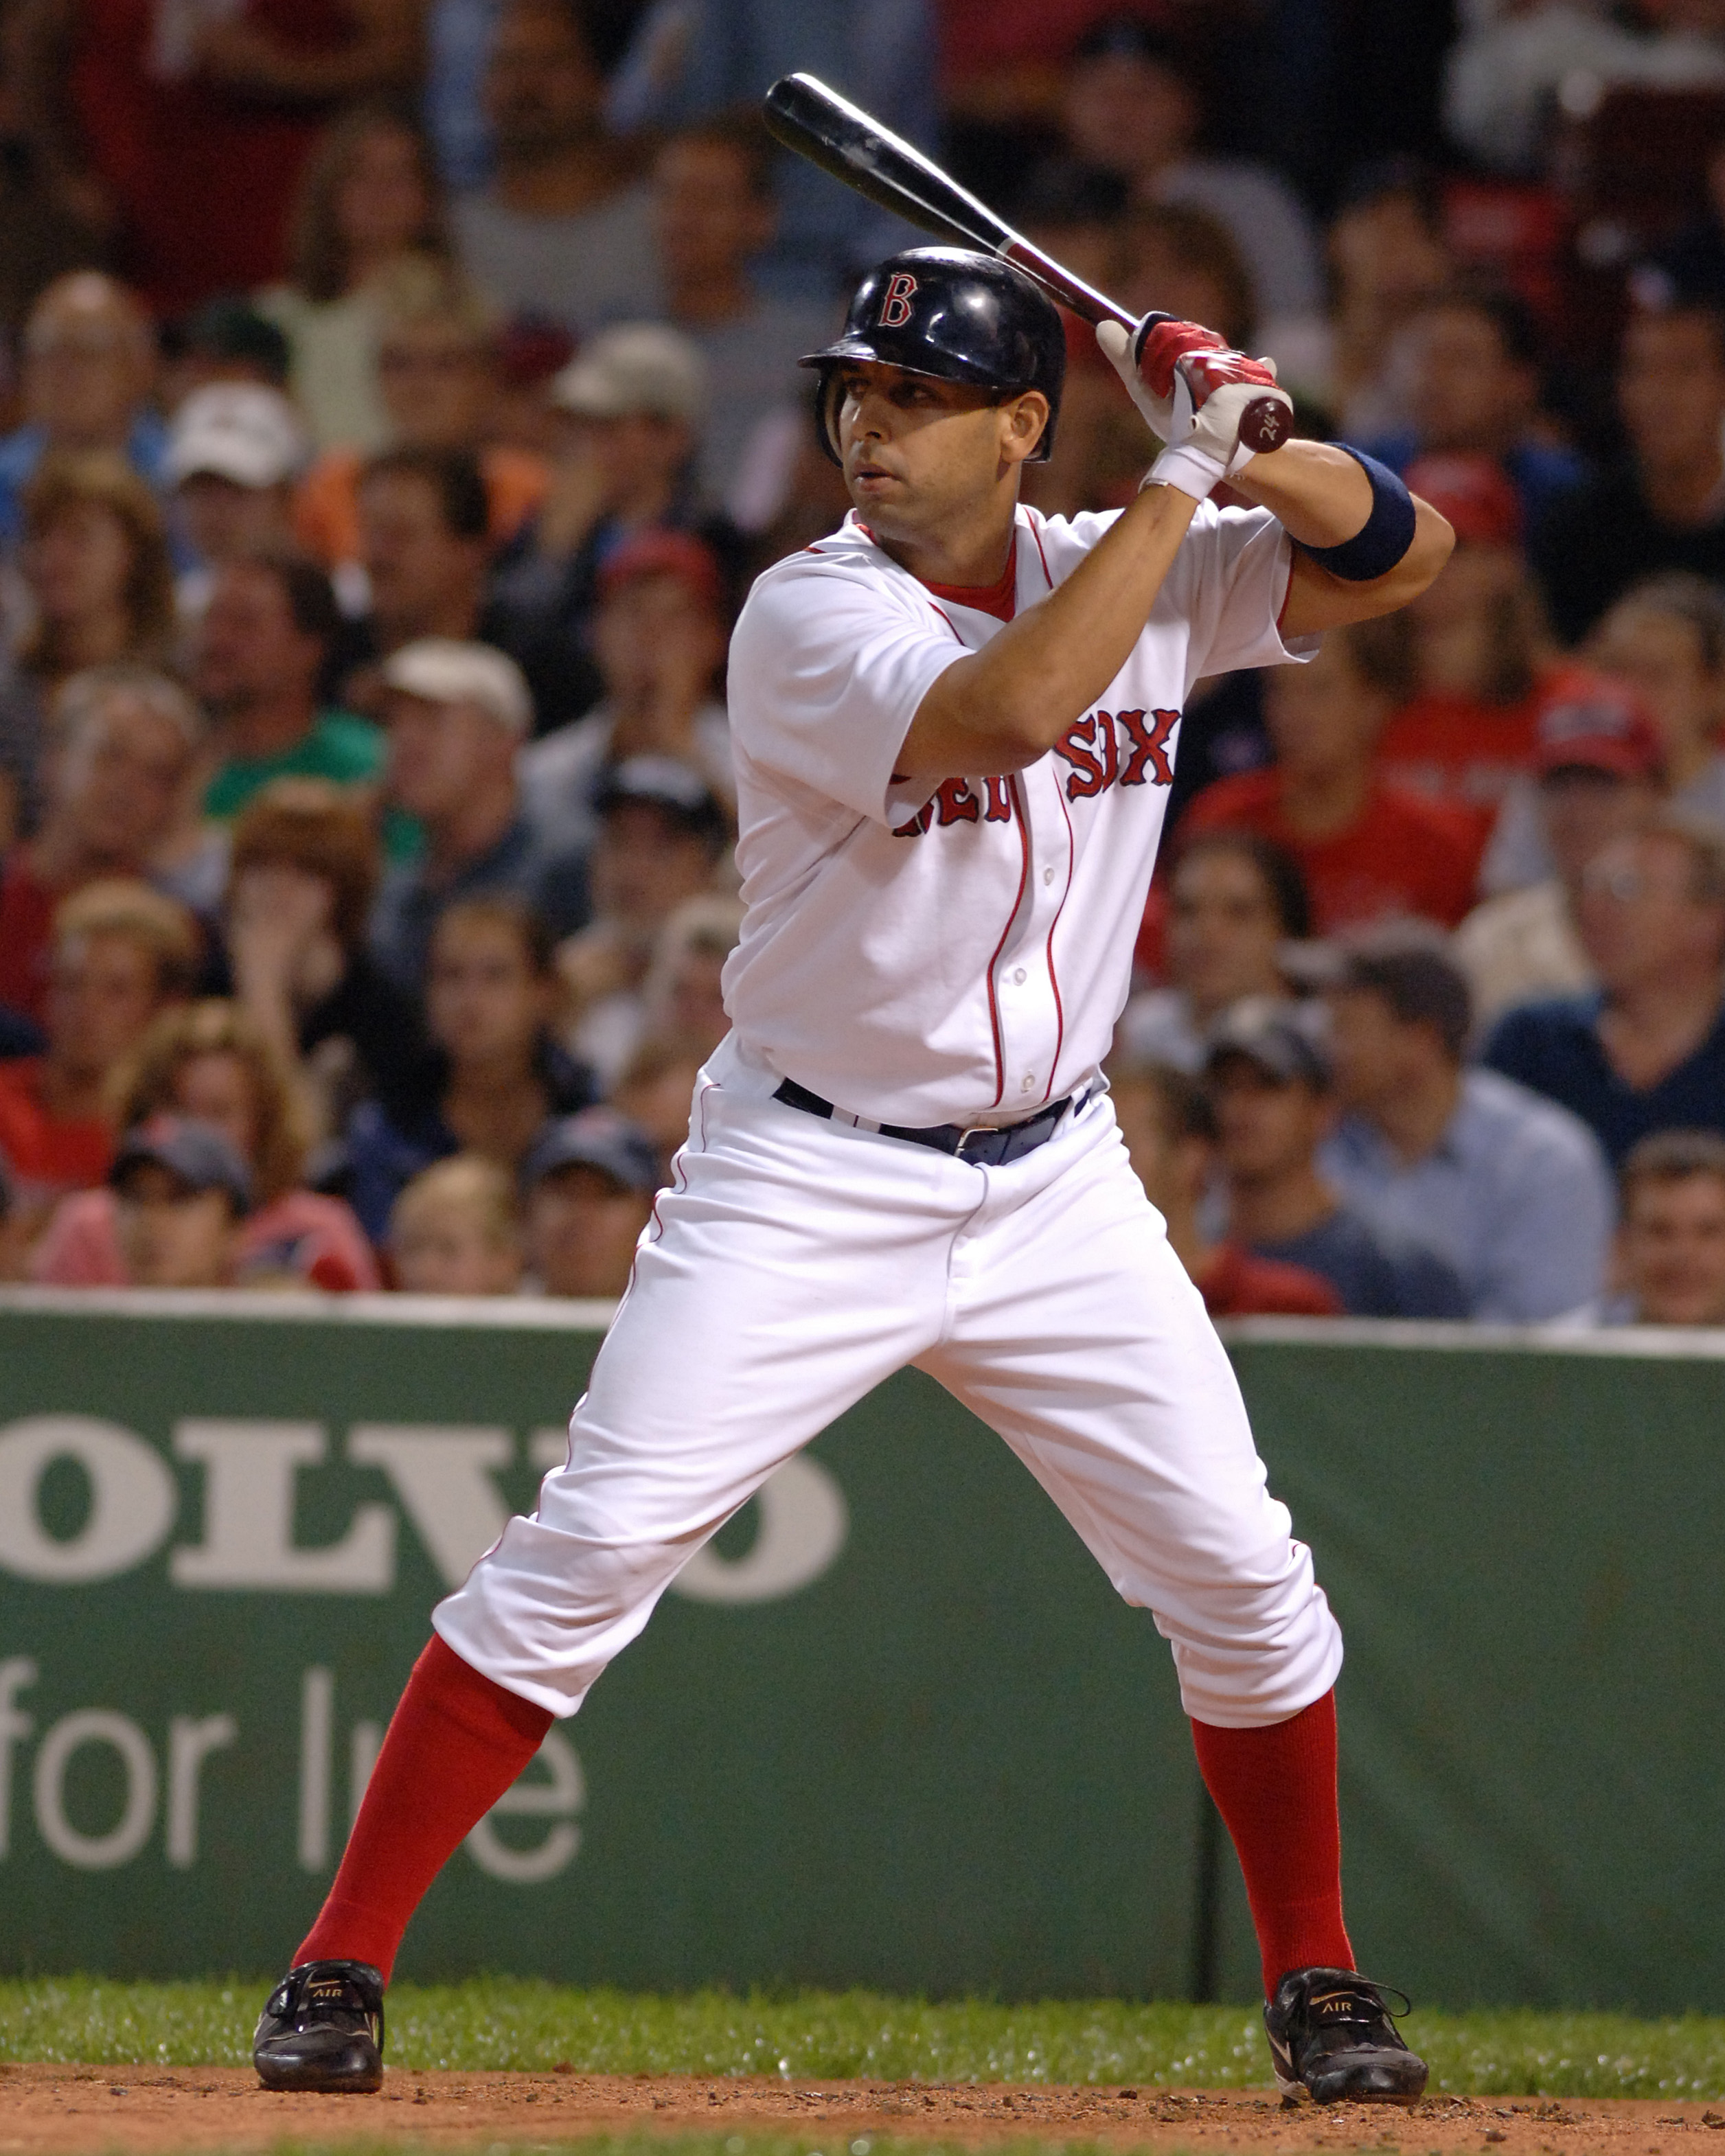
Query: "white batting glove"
1097 313 1295 503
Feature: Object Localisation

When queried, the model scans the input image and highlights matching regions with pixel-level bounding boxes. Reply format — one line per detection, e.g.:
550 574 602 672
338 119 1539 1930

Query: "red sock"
1189 1688 1353 1999
295 1634 553 1984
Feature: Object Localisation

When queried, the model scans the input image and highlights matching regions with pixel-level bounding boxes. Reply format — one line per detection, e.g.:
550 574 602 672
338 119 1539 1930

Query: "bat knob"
1240 395 1290 455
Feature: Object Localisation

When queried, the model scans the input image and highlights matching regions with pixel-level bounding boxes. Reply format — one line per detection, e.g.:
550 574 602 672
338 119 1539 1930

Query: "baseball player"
252 248 1452 2104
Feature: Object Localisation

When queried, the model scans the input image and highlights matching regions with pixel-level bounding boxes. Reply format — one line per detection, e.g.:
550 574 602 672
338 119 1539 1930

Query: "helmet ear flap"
812 368 845 468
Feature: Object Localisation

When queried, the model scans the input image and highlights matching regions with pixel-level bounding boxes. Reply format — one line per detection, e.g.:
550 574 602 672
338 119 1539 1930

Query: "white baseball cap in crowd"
165 383 310 490
380 638 535 735
551 323 707 425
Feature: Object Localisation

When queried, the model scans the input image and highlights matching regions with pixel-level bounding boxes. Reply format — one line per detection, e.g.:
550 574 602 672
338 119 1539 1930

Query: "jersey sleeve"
727 559 968 825
1177 503 1317 682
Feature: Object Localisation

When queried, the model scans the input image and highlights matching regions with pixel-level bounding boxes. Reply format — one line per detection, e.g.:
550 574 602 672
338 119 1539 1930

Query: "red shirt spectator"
33 1182 377 1290
59 994 378 1290
1183 626 1485 933
0 860 60 1026
0 1057 113 1201
1373 454 1581 836
0 668 201 1025
1196 1239 1343 1319
58 0 419 314
1184 768 1483 932
0 879 197 1224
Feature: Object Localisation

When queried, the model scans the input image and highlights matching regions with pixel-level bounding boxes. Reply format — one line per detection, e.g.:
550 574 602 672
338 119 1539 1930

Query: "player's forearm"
898 483 1198 778
1230 440 1454 619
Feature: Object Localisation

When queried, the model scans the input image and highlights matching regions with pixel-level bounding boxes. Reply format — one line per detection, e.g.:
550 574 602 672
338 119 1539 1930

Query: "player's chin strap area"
773 1075 1089 1167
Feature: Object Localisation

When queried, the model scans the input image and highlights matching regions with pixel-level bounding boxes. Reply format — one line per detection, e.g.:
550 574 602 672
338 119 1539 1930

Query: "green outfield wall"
0 1289 1718 2012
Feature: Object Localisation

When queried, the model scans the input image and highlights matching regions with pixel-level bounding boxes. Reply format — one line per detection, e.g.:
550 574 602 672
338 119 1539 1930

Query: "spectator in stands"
1205 997 1470 1318
1586 573 1725 831
1108 1054 1340 1318
1456 687 1665 1027
604 0 936 299
343 449 507 706
370 639 587 991
1484 814 1725 1163
1323 166 1452 438
1534 305 1725 646
489 326 709 735
633 894 740 1064
34 998 378 1290
0 450 177 849
347 894 597 1243
1368 454 1552 839
1360 291 1586 536
216 780 427 1133
258 103 453 454
1048 16 1321 326
1597 1128 1725 1326
608 1033 703 1184
558 759 731 1086
15 1 422 314
0 668 203 1027
0 275 163 544
489 318 579 459
389 1154 524 1294
102 1118 251 1292
166 385 308 617
159 297 293 411
453 0 663 335
651 117 834 515
1316 926 1615 1321
0 880 196 1230
293 273 549 575
1183 626 1485 934
1115 204 1259 356
521 1106 657 1297
1119 832 1310 1073
1445 0 1725 176
194 549 387 830
519 530 732 862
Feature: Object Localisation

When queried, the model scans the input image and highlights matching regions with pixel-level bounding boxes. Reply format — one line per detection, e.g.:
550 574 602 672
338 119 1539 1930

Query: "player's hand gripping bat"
761 71 1290 458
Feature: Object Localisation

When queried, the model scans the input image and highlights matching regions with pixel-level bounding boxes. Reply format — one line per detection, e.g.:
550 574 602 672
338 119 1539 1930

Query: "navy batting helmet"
801 246 1066 466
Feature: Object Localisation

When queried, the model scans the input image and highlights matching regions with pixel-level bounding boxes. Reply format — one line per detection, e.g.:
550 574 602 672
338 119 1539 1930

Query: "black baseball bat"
762 72 1135 331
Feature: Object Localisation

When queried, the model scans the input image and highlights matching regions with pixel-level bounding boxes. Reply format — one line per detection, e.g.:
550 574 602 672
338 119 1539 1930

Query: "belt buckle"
956 1124 998 1165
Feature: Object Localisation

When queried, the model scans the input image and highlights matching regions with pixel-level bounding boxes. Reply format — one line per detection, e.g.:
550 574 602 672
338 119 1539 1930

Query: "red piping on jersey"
1040 777 1075 1103
984 775 1032 1110
926 601 966 644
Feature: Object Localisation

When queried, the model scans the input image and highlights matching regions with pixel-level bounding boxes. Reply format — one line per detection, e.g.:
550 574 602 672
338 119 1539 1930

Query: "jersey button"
1042 867 1055 885
1020 1074 1036 1092
1013 967 1027 984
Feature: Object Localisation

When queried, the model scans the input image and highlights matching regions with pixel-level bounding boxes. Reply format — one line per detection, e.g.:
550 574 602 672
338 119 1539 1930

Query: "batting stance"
253 249 1452 2102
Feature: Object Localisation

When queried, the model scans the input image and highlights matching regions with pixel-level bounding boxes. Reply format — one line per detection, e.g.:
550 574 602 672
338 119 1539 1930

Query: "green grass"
3 1980 1725 2102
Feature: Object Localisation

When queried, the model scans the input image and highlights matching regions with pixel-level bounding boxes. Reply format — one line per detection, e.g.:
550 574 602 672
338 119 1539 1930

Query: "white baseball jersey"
435 489 1342 1743
722 500 1313 1128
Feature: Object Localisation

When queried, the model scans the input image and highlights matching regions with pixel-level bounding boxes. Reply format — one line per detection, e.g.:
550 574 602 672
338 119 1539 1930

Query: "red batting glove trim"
1135 317 1228 400
1177 347 1282 406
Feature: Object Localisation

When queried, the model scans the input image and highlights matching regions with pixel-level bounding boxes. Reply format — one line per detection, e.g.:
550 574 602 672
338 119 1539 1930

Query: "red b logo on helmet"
878 272 919 329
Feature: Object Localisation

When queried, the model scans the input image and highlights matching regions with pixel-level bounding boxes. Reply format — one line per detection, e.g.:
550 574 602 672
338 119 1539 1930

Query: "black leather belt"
773 1075 1078 1167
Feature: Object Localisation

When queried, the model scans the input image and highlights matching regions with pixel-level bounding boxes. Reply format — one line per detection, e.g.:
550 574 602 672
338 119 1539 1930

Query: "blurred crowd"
3 0 1725 1329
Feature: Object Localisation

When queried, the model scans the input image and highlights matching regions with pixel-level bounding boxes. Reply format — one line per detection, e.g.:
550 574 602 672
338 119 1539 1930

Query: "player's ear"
999 390 1049 467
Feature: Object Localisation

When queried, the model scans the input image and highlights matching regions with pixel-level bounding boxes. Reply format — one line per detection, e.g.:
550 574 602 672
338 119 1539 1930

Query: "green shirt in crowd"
203 708 420 863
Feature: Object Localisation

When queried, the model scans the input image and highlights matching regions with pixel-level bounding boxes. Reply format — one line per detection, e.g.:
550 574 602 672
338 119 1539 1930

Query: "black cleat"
1264 1966 1428 2105
253 1959 385 2092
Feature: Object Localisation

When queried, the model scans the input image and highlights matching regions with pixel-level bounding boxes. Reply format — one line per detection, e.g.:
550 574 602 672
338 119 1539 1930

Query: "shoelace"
1306 1975 1413 2031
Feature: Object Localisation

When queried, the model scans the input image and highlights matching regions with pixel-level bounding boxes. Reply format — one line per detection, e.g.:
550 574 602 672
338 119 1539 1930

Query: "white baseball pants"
435 1035 1343 1729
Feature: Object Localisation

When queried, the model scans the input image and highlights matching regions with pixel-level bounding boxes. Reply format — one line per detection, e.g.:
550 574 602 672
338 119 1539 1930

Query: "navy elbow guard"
1292 448 1417 582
